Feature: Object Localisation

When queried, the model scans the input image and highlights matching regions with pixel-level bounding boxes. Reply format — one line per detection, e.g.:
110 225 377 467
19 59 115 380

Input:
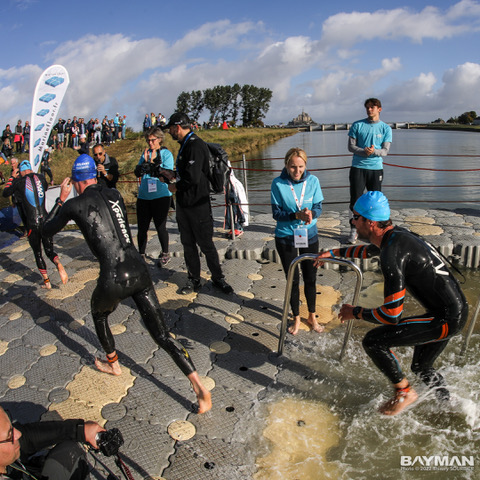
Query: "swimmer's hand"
313 251 331 268
339 304 354 323
60 177 72 203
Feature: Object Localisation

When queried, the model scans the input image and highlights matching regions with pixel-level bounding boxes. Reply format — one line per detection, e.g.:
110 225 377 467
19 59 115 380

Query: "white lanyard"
288 179 307 212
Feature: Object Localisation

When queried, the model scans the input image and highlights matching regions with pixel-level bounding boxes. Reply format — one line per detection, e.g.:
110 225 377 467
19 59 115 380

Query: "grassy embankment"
410 123 480 133
0 127 296 210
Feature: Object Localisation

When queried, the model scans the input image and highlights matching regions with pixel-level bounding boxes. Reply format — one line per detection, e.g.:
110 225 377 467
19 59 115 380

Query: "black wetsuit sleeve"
43 201 72 237
17 419 85 458
330 244 380 260
329 242 405 324
361 253 406 325
2 176 18 197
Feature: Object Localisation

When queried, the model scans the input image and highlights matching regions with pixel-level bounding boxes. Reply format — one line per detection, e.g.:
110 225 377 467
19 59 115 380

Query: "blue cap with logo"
354 191 390 221
71 154 97 182
19 160 31 172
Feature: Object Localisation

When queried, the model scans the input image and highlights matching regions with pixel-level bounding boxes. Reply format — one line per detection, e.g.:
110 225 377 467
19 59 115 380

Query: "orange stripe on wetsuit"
369 288 406 324
332 245 370 259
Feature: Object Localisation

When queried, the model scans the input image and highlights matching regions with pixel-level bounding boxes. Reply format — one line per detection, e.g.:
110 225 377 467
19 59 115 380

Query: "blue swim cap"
19 160 32 172
354 191 390 221
71 154 97 182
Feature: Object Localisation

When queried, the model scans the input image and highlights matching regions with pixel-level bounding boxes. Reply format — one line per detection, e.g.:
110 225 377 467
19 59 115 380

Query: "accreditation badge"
147 179 158 193
293 226 308 248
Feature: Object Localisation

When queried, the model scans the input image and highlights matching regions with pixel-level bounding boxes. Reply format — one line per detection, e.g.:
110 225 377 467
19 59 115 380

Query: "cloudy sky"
1 0 480 130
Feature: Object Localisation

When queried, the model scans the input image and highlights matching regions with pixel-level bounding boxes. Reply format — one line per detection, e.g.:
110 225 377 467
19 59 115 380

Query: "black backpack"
206 142 231 194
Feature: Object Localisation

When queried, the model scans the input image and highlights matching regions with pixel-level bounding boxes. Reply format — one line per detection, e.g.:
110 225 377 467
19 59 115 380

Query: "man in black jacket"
92 144 119 188
0 405 104 480
165 113 233 295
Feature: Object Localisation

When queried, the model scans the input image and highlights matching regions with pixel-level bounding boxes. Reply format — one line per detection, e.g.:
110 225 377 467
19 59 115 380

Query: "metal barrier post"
460 296 480 356
242 154 249 200
229 204 236 240
277 254 363 362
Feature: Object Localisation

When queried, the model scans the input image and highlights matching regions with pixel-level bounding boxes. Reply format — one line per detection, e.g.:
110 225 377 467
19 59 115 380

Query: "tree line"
433 110 478 124
175 84 273 127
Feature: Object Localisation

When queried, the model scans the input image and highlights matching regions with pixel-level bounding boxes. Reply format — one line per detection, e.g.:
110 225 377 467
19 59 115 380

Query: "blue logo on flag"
35 124 45 131
39 93 56 103
45 76 64 87
36 109 50 117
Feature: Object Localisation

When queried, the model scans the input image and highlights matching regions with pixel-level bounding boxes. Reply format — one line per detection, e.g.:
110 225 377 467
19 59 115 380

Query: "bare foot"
57 263 68 284
288 316 302 335
41 279 52 290
95 357 122 376
188 372 212 414
307 314 325 333
379 387 418 416
197 388 212 414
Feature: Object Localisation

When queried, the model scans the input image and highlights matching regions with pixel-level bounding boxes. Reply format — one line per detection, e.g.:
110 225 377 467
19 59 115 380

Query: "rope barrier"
116 151 480 208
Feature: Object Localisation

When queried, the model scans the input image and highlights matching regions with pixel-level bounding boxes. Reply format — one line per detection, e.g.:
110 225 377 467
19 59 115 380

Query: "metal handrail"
460 297 480 357
277 254 363 361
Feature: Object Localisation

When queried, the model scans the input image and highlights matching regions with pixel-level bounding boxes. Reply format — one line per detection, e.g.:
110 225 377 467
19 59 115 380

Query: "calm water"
230 129 480 479
231 129 480 215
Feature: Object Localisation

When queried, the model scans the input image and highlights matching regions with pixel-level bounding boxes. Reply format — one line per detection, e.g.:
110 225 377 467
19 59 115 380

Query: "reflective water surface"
232 129 480 215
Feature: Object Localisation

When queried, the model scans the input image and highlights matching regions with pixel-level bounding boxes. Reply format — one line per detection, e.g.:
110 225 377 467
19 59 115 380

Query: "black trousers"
275 239 319 317
349 167 383 211
176 201 223 282
136 197 171 255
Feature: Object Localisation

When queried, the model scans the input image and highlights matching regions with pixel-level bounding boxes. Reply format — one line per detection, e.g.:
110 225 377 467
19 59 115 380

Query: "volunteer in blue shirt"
134 126 173 267
271 147 324 335
347 98 392 244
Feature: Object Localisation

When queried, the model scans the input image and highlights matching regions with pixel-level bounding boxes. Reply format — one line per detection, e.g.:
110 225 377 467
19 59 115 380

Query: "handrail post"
460 296 480 357
277 254 363 362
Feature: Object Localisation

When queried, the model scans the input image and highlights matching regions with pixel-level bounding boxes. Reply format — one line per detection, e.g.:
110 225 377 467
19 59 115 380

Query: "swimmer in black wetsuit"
316 191 468 416
2 160 68 289
43 154 212 414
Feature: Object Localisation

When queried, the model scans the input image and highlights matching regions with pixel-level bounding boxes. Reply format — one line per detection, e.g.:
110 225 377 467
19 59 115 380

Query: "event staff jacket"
175 133 211 208
330 226 467 325
271 168 323 244
4 419 86 479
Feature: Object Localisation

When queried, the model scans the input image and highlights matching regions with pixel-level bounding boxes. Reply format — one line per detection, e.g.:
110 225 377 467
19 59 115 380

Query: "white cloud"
320 2 480 47
2 3 480 129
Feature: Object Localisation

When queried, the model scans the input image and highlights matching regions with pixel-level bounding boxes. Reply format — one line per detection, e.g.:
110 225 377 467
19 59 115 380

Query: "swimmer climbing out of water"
314 191 468 416
43 154 211 414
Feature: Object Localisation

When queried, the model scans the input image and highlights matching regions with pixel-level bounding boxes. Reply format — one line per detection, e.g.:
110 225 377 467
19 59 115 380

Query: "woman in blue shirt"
135 127 173 267
271 147 324 335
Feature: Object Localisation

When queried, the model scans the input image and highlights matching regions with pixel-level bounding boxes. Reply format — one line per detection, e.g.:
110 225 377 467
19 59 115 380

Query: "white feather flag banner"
30 65 70 172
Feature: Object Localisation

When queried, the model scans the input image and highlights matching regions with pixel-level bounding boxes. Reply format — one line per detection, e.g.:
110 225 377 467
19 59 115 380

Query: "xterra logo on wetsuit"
108 199 131 245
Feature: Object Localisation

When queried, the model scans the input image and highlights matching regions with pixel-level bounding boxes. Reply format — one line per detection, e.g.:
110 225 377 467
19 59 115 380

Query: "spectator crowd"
1 113 128 163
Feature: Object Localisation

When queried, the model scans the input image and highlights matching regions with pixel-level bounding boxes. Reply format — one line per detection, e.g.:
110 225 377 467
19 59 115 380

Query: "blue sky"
1 0 480 129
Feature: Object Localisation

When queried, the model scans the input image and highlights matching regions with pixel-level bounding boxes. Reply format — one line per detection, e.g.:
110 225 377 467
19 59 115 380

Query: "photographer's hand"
84 421 105 449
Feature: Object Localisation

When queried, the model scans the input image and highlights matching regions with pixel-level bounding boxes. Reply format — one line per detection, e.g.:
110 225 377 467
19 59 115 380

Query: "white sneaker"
347 228 358 244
